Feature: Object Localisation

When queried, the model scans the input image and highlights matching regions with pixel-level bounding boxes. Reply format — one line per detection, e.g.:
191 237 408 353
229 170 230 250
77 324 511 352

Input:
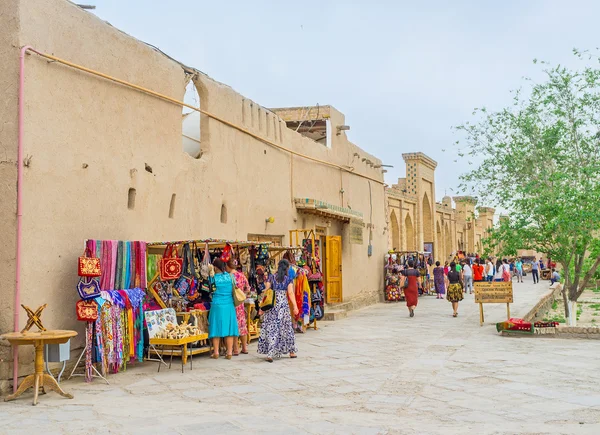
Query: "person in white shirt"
486 258 494 282
462 261 473 294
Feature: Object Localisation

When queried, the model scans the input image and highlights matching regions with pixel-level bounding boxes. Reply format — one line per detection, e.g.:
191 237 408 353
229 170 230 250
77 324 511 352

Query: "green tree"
456 52 600 325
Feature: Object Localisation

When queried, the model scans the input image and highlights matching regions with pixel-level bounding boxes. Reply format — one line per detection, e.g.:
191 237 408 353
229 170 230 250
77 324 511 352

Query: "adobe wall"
0 0 21 392
0 0 387 388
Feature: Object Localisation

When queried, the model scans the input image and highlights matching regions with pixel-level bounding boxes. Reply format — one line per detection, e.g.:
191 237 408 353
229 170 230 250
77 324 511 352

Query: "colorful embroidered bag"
78 247 102 277
77 277 101 300
159 243 183 281
76 299 98 321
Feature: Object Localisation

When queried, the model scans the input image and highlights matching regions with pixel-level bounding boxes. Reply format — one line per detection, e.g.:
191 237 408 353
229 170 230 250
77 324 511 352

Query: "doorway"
322 235 342 303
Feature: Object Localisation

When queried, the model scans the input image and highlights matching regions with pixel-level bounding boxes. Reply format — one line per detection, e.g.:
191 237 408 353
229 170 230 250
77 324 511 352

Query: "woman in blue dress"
258 260 299 362
209 258 239 359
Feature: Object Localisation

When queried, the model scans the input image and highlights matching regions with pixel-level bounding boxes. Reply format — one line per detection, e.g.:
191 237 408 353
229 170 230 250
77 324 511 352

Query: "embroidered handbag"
307 271 323 282
77 277 101 300
78 247 102 277
259 287 275 311
159 243 183 281
231 273 246 307
76 299 98 321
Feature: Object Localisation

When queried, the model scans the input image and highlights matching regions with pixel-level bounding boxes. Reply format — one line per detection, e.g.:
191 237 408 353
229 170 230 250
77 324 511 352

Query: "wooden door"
325 236 343 303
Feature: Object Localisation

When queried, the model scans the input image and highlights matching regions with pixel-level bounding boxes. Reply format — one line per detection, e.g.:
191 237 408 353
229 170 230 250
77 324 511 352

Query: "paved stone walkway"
2 280 600 434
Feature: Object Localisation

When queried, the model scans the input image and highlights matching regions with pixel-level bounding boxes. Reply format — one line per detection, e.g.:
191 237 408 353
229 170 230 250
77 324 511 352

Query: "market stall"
384 250 434 301
145 239 271 356
71 240 148 383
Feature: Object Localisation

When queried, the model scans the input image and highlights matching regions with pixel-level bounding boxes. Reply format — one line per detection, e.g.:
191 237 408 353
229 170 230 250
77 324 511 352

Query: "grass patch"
551 300 559 310
544 315 566 323
588 303 600 310
593 319 597 323
577 305 583 321
593 288 600 293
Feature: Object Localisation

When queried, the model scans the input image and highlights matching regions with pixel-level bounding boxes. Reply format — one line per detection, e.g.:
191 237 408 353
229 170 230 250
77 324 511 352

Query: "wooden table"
149 334 209 372
2 330 77 406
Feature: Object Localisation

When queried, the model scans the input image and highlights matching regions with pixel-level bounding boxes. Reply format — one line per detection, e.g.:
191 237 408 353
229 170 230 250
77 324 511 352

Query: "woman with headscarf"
433 261 446 299
226 259 250 355
208 258 239 359
401 260 421 317
258 259 299 362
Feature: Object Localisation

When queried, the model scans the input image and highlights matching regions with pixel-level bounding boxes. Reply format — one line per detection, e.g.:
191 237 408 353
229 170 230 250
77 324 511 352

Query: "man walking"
515 258 523 283
531 257 539 284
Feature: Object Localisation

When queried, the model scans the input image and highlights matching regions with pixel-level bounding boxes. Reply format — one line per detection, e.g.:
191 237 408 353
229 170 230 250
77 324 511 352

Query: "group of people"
401 252 564 319
208 258 298 363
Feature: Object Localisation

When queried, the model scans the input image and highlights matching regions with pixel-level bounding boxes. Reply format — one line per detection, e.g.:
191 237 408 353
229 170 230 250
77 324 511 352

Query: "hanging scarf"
127 288 146 362
134 242 141 288
115 242 123 290
123 242 130 291
85 322 93 382
140 242 148 289
110 240 118 291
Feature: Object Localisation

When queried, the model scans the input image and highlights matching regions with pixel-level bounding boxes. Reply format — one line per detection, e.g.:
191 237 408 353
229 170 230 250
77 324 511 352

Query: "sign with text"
348 218 364 245
474 282 513 304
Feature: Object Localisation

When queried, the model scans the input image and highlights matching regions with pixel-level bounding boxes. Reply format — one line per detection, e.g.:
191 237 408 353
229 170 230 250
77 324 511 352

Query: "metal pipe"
14 45 32 393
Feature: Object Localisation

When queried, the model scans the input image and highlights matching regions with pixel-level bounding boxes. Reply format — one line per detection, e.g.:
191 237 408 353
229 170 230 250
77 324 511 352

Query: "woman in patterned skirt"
258 259 299 362
226 259 250 355
446 262 464 317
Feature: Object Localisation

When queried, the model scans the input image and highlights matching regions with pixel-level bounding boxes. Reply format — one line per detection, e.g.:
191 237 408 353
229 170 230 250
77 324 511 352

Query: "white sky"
90 0 599 203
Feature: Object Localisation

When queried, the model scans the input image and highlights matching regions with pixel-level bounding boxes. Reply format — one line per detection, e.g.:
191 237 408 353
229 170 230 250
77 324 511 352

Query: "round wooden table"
2 330 77 406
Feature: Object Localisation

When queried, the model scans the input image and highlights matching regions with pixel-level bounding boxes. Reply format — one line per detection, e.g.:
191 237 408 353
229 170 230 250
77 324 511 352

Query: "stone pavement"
2 280 600 435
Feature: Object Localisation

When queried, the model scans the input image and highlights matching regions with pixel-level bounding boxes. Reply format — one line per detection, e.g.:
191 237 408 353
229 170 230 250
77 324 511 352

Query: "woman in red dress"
402 260 422 317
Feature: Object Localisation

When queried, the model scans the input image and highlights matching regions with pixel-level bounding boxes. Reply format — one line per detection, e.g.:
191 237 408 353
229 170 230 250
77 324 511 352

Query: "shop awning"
294 198 363 223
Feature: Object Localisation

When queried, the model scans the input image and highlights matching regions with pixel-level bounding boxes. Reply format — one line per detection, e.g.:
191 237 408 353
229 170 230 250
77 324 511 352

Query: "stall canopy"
146 239 270 256
294 198 363 223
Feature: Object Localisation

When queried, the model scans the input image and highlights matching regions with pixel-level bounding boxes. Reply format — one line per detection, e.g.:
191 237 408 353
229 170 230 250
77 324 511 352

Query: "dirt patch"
543 286 600 326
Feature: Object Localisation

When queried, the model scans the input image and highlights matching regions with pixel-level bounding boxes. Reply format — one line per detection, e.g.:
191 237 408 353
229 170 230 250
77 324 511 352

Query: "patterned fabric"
235 304 248 336
258 276 297 358
446 283 464 303
231 271 249 335
433 267 446 295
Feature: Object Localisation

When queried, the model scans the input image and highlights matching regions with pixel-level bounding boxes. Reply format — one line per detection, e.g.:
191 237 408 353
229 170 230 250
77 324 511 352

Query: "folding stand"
67 323 108 384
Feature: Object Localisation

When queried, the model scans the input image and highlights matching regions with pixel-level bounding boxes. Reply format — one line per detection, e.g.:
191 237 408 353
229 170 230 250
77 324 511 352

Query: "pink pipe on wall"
14 45 32 393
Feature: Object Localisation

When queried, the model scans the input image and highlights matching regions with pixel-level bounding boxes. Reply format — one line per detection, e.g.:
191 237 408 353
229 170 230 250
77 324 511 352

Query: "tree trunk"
569 300 577 326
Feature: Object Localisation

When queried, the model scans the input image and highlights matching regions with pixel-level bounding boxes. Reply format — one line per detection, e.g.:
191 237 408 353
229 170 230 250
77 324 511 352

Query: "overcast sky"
91 0 598 203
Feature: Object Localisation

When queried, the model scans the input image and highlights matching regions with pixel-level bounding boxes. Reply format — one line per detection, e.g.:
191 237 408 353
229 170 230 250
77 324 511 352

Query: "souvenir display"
159 243 183 281
84 239 147 290
496 318 534 333
76 300 98 321
77 277 101 300
78 247 102 277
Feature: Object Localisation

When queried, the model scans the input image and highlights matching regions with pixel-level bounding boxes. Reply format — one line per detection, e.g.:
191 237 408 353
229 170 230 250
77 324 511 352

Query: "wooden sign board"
474 282 513 304
474 281 513 326
348 218 364 245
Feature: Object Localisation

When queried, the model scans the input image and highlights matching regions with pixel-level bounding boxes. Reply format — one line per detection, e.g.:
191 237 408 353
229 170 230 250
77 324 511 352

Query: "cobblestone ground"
2 280 600 434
